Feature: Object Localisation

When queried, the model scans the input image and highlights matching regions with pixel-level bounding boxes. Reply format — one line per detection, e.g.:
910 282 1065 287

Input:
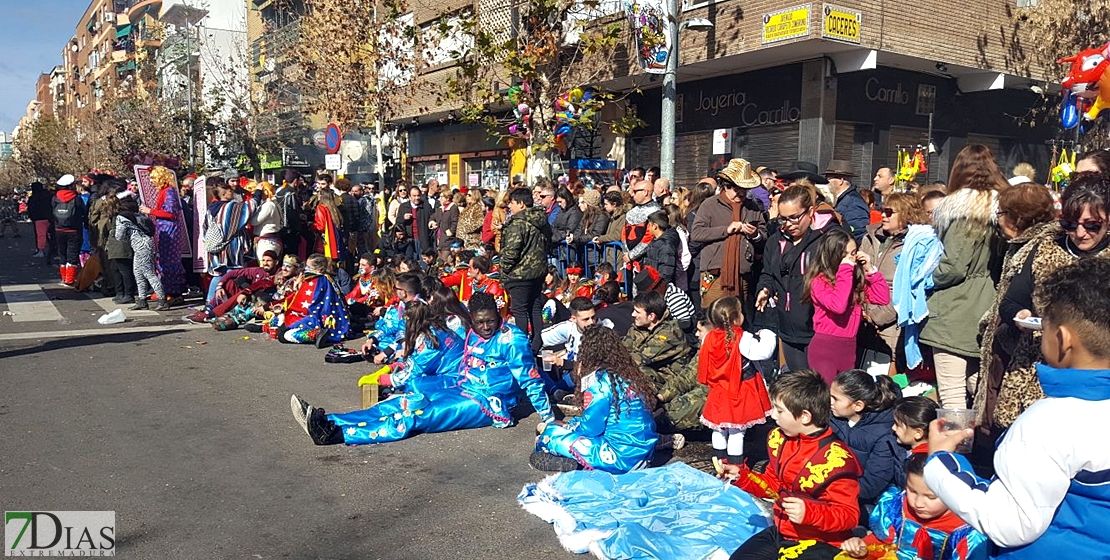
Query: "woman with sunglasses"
988 173 1110 431
858 193 930 376
918 144 1008 410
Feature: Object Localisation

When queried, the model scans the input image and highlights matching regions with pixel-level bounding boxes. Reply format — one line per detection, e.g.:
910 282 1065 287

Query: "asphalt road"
0 222 580 559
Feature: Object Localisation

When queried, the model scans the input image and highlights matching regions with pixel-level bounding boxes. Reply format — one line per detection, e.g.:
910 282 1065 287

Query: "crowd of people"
13 144 1110 558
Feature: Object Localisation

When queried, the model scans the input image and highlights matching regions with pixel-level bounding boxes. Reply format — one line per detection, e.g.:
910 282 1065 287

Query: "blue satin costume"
870 487 988 560
536 370 658 474
330 323 553 445
368 300 407 356
389 327 465 394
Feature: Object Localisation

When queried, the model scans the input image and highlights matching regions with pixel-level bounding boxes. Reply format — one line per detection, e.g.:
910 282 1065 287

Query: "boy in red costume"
723 369 862 559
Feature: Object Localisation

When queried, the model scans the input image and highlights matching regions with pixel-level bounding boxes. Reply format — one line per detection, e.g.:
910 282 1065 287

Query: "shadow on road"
0 329 193 360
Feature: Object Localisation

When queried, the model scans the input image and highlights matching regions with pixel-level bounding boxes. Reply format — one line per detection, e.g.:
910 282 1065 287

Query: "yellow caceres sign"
762 5 811 45
822 4 861 44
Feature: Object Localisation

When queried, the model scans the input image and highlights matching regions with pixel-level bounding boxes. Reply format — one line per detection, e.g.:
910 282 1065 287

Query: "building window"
421 10 474 67
1015 0 1036 5
681 0 722 11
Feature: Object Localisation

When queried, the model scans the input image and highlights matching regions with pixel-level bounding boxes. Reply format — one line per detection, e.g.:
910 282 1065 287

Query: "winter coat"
251 199 281 237
973 221 1058 431
575 208 609 242
500 205 552 283
919 188 1003 358
104 212 133 260
27 188 52 221
456 204 485 248
596 206 627 244
832 184 872 241
431 202 460 244
830 407 902 503
756 222 842 345
340 192 359 233
551 204 582 243
641 227 680 284
689 194 766 274
859 224 906 350
88 197 114 249
398 200 434 247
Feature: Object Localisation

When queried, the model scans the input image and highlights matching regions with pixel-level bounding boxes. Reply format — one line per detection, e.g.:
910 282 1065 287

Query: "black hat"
779 161 827 184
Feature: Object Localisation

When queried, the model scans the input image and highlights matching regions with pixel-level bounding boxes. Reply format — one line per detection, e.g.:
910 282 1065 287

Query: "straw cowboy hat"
716 158 762 189
823 160 857 178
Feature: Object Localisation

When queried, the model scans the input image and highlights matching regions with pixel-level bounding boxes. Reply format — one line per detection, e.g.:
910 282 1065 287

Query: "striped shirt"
665 283 696 323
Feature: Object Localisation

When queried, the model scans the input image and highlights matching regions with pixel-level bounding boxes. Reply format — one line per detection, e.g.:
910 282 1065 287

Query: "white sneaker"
290 394 310 435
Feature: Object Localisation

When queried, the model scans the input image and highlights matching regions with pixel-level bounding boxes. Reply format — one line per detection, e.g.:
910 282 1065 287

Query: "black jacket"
398 200 434 248
27 188 52 221
833 184 871 242
830 407 903 503
551 204 582 243
756 222 840 345
641 227 680 284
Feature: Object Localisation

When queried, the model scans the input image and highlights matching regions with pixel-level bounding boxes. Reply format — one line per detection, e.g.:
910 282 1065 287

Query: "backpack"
53 197 76 226
277 191 301 235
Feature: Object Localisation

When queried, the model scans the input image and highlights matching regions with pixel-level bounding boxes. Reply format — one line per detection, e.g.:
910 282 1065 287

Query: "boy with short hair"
925 258 1110 557
725 369 862 559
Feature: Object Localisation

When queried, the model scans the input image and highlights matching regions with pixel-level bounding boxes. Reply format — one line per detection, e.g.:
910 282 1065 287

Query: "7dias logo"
5 512 115 556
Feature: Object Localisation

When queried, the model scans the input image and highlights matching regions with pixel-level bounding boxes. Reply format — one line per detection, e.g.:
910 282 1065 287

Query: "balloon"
1062 91 1079 130
518 103 530 116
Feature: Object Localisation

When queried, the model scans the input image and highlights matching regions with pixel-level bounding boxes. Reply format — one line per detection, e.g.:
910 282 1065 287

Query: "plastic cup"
541 349 553 372
938 408 976 454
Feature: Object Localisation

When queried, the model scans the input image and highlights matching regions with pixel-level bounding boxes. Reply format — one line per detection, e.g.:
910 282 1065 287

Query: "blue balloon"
655 50 667 63
1062 91 1080 130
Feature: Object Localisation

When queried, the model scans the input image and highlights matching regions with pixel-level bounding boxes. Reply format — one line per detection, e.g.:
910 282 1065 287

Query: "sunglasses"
769 188 783 197
881 208 897 217
1060 219 1106 233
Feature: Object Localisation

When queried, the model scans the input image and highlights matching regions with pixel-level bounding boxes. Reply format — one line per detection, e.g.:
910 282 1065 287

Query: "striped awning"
116 24 132 38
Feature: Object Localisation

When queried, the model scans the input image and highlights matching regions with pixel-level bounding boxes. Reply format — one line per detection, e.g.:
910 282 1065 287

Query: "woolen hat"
580 189 601 207
716 158 762 189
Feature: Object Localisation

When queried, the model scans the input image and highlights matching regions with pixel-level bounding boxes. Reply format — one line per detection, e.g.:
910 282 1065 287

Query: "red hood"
56 189 77 203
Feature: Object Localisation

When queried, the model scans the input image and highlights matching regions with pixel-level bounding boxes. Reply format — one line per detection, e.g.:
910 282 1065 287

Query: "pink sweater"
810 263 890 338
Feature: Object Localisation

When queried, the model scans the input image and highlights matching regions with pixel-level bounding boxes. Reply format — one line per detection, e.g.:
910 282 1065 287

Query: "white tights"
711 427 746 457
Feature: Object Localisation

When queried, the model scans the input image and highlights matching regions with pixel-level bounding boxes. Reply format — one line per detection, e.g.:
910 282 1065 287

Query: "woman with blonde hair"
919 144 1007 409
456 189 485 248
251 181 283 259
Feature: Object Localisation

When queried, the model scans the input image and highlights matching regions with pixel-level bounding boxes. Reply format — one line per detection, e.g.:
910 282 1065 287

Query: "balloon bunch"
1050 148 1076 187
507 84 532 139
553 87 602 152
1058 43 1110 130
896 147 927 185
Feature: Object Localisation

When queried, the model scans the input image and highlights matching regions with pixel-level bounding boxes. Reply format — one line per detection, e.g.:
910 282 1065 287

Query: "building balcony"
127 0 163 20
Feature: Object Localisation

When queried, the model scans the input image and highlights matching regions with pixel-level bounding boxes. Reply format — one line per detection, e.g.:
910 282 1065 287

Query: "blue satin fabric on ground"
329 323 552 445
536 369 658 474
519 462 772 559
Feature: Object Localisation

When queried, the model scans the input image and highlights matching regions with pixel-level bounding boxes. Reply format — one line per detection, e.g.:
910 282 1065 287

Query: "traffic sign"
325 123 342 154
325 153 342 171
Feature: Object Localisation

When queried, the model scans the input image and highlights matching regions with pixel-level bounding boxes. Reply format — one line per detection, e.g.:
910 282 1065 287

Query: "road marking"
87 295 160 317
0 323 208 341
0 283 64 323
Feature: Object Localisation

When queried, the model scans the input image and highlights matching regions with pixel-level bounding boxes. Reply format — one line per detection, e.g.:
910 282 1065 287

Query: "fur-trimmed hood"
932 188 998 237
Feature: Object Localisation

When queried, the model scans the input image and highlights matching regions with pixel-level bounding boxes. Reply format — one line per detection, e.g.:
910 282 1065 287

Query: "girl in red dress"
697 296 777 466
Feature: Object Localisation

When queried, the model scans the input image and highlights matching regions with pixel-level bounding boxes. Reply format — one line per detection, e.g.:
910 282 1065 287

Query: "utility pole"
658 0 679 181
185 12 194 170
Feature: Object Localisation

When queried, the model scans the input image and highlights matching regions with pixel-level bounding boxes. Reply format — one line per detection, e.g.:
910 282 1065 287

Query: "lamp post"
659 16 712 181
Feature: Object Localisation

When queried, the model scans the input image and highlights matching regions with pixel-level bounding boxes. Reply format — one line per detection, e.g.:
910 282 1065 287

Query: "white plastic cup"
540 349 553 372
938 408 976 454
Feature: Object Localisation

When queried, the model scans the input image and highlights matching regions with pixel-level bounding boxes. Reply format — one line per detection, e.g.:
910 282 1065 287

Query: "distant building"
0 132 13 161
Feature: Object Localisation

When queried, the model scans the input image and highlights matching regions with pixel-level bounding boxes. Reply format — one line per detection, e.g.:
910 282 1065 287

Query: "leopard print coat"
981 227 1110 429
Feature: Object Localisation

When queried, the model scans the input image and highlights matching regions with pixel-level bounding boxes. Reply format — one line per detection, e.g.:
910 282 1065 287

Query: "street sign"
762 4 811 44
822 4 861 44
325 153 342 171
325 123 342 154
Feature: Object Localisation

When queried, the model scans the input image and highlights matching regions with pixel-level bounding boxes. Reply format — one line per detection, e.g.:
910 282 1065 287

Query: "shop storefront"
410 155 449 187
463 150 511 191
628 64 804 187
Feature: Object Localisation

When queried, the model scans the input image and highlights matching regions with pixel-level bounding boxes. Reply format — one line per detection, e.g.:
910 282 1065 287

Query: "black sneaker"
130 299 149 310
529 451 581 472
313 328 330 349
307 407 344 446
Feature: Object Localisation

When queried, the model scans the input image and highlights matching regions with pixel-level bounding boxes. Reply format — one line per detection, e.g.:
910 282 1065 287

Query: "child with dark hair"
839 454 988 559
925 257 1110 557
724 369 862 559
805 229 891 383
891 396 939 489
829 369 903 507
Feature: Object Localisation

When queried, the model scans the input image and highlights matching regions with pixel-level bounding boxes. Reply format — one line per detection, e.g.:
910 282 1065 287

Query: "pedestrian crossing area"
0 282 165 326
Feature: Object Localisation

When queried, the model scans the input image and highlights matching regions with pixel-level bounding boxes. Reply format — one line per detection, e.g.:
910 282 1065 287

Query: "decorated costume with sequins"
273 274 349 344
386 326 465 394
862 486 988 560
367 299 408 356
330 323 553 445
535 369 658 473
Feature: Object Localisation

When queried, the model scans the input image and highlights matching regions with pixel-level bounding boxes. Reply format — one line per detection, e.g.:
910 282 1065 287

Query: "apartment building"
397 0 1052 187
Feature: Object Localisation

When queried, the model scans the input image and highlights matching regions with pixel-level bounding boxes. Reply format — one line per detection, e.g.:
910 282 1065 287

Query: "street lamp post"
658 0 680 181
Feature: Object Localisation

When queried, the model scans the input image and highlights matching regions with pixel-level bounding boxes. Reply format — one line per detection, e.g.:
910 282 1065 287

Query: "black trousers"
504 278 545 353
730 526 840 560
112 258 136 297
56 230 81 265
781 340 810 372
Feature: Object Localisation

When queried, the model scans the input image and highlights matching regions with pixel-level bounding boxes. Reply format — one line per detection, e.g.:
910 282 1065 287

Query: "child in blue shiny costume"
292 292 553 446
532 325 659 474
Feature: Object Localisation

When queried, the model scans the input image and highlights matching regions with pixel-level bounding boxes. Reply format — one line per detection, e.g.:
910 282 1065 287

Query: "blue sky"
0 0 91 134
